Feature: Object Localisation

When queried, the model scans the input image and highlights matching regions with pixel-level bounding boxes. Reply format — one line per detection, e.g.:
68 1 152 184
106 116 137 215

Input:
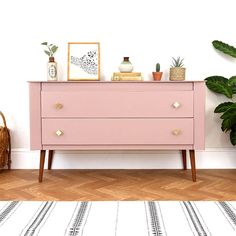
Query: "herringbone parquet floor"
0 169 236 200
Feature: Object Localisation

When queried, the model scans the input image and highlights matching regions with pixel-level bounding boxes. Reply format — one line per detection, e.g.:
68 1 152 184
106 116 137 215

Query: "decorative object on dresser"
41 42 58 81
205 40 236 145
169 57 186 81
68 42 100 81
112 72 142 81
152 63 163 81
119 57 133 72
0 111 11 169
29 81 205 182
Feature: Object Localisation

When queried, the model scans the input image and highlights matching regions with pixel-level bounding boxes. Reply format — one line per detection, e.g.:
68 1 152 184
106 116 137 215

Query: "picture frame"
68 42 100 81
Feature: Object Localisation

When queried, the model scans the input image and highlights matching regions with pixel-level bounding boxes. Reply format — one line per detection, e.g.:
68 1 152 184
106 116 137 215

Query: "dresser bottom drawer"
42 119 193 145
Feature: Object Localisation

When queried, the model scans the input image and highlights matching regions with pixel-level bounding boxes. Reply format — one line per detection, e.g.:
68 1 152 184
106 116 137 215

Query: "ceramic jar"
119 57 133 72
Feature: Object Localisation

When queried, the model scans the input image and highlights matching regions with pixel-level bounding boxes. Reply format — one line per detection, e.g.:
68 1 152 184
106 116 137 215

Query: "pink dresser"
29 81 205 182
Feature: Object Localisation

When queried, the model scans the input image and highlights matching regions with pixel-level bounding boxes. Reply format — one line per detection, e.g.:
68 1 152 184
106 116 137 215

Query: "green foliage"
205 40 236 145
156 63 160 72
205 76 233 98
171 57 184 68
41 42 58 57
212 40 236 58
228 76 236 93
230 130 236 145
214 102 234 113
44 50 50 57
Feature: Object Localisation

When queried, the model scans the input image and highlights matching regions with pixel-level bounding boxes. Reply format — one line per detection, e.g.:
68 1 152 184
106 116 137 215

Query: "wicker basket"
169 67 186 81
0 111 11 169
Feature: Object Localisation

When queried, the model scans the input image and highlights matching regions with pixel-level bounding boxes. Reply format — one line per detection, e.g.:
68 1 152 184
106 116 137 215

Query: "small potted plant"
41 42 58 81
152 63 163 81
169 57 185 81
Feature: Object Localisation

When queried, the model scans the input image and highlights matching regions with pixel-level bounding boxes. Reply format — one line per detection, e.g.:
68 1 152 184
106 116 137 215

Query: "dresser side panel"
193 82 205 149
29 83 42 150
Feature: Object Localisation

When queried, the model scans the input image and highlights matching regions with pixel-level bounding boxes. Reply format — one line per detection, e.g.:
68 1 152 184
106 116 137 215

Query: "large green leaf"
228 76 236 93
220 107 236 119
214 102 234 113
212 40 236 58
228 76 236 85
41 42 48 45
230 129 236 145
221 118 235 132
205 76 232 98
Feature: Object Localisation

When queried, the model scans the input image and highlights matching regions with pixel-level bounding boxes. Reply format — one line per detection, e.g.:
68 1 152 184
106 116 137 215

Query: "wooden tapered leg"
181 150 187 170
48 150 54 170
39 150 46 183
7 130 11 170
189 149 196 182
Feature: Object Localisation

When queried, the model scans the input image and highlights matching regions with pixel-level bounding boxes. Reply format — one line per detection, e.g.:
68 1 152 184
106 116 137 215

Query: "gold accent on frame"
68 42 100 81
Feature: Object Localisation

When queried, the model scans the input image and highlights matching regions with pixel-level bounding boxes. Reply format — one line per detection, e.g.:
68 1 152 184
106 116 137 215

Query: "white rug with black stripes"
0 201 235 236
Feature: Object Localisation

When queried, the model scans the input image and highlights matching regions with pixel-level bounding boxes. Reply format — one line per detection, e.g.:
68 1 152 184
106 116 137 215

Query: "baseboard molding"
9 148 236 169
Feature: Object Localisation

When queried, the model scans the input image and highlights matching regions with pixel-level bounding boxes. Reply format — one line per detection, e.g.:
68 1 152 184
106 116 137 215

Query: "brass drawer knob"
55 130 63 136
55 103 63 110
172 129 181 136
172 102 181 109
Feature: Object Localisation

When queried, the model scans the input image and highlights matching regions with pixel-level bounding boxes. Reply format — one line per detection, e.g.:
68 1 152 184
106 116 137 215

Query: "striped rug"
0 201 235 235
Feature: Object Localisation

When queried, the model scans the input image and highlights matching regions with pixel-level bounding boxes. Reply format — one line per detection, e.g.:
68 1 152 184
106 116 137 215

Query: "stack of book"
112 72 142 81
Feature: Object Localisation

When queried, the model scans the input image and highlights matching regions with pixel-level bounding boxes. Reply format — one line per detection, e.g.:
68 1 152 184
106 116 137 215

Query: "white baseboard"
9 148 236 169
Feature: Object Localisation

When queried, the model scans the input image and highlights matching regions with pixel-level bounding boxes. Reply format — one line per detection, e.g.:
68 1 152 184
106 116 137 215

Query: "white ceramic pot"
119 57 133 72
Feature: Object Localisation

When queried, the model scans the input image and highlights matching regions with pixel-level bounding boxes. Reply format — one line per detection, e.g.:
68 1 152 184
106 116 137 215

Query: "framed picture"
68 42 100 81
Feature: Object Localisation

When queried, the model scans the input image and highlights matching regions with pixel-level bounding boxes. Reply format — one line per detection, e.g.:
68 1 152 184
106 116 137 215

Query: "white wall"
1 0 236 168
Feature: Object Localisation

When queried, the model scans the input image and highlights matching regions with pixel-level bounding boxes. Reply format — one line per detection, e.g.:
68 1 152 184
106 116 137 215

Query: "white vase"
119 57 133 72
47 57 58 81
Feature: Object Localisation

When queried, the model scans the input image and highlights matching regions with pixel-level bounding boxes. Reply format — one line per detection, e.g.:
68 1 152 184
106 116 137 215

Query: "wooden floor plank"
0 169 235 200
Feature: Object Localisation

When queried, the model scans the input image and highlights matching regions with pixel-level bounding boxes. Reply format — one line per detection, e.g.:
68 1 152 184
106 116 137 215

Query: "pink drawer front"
42 118 193 145
41 91 193 118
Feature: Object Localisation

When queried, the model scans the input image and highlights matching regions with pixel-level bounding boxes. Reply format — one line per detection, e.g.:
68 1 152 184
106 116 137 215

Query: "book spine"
112 76 143 81
113 72 141 77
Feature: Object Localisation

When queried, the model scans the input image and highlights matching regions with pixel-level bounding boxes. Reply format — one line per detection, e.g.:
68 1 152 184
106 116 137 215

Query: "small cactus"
156 63 160 72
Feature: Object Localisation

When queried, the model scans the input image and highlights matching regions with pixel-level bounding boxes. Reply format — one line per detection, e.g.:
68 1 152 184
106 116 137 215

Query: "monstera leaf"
212 40 236 58
205 76 233 98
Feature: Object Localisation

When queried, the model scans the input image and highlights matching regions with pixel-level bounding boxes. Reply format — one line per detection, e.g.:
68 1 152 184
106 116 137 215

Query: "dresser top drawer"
41 81 194 92
41 91 193 118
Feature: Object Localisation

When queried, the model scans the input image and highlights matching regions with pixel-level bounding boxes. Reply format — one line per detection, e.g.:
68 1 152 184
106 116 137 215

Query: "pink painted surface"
42 82 193 92
29 83 42 150
194 82 205 149
41 91 193 118
28 81 205 151
42 118 193 145
42 145 194 150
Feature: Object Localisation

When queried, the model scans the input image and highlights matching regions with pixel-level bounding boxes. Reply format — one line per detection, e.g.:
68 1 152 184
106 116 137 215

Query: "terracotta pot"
169 67 185 81
152 72 163 81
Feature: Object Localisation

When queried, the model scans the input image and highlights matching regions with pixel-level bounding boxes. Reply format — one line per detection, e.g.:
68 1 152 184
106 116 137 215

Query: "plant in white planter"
169 57 185 81
41 42 58 81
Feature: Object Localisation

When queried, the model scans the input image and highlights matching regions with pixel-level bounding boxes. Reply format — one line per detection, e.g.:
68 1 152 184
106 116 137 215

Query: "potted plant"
152 63 163 81
169 57 185 81
41 42 58 81
205 40 236 145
